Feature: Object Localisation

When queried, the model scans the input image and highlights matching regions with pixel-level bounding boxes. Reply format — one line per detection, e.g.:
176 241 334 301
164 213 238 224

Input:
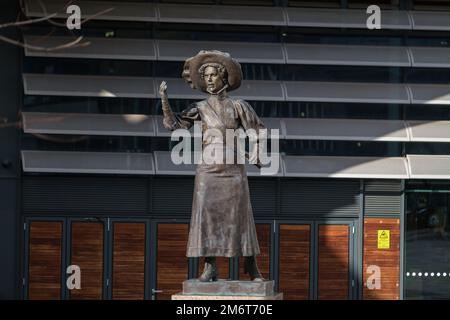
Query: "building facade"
1 0 450 299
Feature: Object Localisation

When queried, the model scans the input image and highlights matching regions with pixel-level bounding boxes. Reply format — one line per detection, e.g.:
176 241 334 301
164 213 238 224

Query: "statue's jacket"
163 92 264 257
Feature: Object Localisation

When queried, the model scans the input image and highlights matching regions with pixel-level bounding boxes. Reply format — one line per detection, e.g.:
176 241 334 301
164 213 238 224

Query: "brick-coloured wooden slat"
279 224 311 300
70 222 104 300
318 224 349 300
363 218 400 300
112 222 146 300
156 224 189 300
28 221 63 300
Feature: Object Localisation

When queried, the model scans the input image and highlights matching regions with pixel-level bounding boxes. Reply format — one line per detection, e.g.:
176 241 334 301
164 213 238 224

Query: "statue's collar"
207 85 228 100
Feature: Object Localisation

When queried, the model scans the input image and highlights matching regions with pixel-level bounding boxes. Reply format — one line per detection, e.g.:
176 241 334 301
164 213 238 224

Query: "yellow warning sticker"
377 230 390 249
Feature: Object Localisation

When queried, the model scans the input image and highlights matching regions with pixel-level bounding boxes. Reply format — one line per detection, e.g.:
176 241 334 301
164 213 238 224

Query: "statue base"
171 279 283 300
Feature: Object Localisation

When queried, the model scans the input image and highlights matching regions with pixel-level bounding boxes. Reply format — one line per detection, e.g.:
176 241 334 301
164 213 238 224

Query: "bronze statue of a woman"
159 50 264 282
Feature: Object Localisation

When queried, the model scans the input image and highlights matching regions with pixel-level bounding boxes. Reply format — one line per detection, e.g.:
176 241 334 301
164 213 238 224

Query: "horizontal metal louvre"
23 36 450 69
21 150 155 174
25 0 158 22
22 151 450 180
364 194 401 215
24 36 157 60
364 180 402 216
285 7 411 29
364 180 402 192
280 179 360 216
156 40 285 64
157 3 286 26
283 118 408 141
29 1 450 31
153 151 197 176
408 84 450 105
283 81 409 104
283 156 409 179
22 113 450 143
407 155 450 179
23 74 157 98
410 11 450 31
284 43 410 67
28 74 450 105
407 121 450 142
22 176 148 214
22 112 156 136
409 46 450 68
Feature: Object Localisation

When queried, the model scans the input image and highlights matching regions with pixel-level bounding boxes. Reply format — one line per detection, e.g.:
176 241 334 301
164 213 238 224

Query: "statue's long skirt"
186 163 260 257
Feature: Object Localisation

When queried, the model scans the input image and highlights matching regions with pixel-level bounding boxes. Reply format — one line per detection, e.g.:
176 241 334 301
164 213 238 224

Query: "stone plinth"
172 279 283 300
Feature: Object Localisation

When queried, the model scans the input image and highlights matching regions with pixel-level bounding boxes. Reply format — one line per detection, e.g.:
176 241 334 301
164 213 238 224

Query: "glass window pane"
405 192 450 299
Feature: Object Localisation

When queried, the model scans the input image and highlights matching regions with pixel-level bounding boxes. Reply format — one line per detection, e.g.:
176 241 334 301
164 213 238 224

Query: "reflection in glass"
405 192 450 299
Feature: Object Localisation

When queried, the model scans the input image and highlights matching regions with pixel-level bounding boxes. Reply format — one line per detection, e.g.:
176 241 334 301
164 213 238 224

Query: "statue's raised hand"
159 81 168 98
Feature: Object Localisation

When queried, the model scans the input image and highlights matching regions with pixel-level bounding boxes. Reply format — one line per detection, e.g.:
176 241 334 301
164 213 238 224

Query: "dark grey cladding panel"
22 176 148 215
151 176 195 216
248 178 277 217
410 11 450 31
285 7 411 29
285 44 410 67
280 179 360 216
158 3 286 26
25 0 158 22
157 40 285 64
150 177 276 217
22 112 156 136
24 36 157 60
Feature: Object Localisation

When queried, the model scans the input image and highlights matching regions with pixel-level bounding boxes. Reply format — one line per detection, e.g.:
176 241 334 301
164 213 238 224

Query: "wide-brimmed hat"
182 50 243 92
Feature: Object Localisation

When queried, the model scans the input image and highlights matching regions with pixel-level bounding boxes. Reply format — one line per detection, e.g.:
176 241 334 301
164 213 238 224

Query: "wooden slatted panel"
112 222 146 300
239 224 271 280
363 218 400 300
318 224 349 300
157 224 189 300
28 221 63 300
279 224 311 300
70 222 104 300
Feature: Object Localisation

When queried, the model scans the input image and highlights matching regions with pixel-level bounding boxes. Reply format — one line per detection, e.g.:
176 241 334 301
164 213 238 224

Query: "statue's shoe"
198 262 218 282
244 256 265 281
